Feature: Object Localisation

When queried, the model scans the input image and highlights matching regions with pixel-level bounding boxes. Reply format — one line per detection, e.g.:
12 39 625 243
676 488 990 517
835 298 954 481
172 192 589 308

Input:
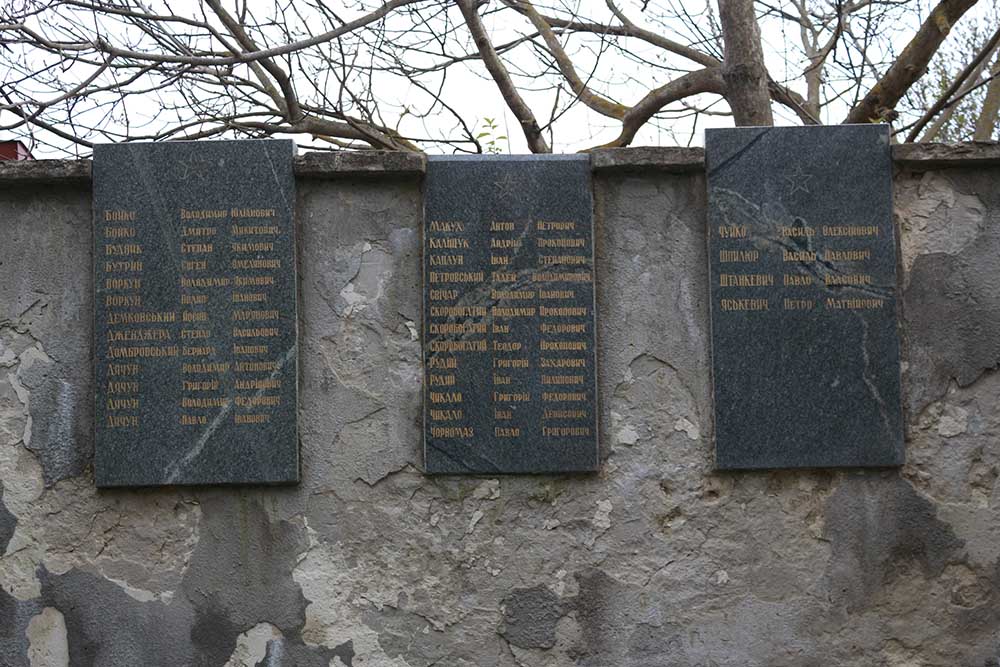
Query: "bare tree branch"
456 0 549 152
598 68 727 147
845 0 980 124
913 26 1000 141
500 0 628 120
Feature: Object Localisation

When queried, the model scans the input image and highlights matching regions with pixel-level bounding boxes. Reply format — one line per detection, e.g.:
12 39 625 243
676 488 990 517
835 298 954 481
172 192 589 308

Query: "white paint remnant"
937 405 969 438
105 576 157 602
404 320 418 341
552 569 568 596
466 509 484 534
27 607 69 667
615 424 639 446
673 417 700 440
593 499 613 531
337 283 369 316
224 623 283 667
472 479 500 500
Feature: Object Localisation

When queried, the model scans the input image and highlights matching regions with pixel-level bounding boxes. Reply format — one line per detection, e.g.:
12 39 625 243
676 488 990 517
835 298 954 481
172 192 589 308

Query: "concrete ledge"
2 142 998 183
891 142 1000 169
0 150 427 184
0 159 91 184
591 147 705 173
591 143 1000 173
295 150 426 178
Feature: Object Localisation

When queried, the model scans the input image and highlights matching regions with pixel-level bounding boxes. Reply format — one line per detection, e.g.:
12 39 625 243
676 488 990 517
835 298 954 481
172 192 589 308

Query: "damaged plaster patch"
472 479 500 501
0 587 43 667
293 542 394 664
0 483 16 554
225 622 283 667
673 417 700 440
824 475 966 611
181 496 309 665
501 585 562 649
39 566 197 666
26 607 69 667
256 638 356 667
903 224 1000 413
337 242 392 317
20 495 316 666
14 478 200 604
615 423 639 446
937 404 970 438
592 500 613 531
897 172 985 278
17 344 87 487
403 320 418 341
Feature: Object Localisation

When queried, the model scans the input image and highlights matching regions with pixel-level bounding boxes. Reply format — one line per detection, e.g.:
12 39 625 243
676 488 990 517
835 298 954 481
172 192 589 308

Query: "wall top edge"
1 142 997 183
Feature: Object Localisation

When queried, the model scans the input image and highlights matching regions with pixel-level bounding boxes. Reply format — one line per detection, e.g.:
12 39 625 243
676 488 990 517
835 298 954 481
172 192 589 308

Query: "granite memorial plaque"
423 155 599 474
93 139 298 487
706 125 903 470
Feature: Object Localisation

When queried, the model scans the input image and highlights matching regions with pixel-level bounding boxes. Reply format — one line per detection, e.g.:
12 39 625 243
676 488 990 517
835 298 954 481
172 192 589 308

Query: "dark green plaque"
707 125 903 470
93 140 298 486
423 155 599 474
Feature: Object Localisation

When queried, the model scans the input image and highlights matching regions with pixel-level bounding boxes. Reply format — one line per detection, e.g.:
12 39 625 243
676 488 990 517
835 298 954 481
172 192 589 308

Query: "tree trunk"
845 0 979 125
974 52 1000 140
717 0 774 126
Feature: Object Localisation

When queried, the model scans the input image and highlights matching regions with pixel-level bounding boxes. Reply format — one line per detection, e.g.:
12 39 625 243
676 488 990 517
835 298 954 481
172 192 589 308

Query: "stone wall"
0 144 998 667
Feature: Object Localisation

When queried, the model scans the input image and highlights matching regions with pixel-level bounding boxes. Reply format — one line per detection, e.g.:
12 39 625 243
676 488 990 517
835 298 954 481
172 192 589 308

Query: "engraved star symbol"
493 172 521 199
176 154 221 181
783 164 812 196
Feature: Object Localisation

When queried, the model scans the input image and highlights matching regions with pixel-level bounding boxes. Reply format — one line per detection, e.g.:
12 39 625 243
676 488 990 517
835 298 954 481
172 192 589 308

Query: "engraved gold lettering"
429 221 465 232
430 391 463 403
430 426 474 437
824 249 872 261
719 274 774 287
537 221 575 231
493 391 530 402
235 414 270 424
718 225 749 238
430 255 464 266
181 226 217 237
720 249 760 262
429 271 485 283
720 298 768 311
825 297 884 309
822 225 878 237
783 274 813 286
429 374 456 386
542 426 591 436
104 227 135 238
105 244 143 255
104 210 136 222
824 273 873 286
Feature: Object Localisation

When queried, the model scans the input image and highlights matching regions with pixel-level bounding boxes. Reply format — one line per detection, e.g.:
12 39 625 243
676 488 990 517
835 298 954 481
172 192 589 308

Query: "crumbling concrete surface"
1 151 998 666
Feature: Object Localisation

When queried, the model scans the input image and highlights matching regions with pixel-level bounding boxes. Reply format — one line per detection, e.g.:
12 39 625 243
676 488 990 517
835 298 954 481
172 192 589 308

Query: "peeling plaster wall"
1 148 999 667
